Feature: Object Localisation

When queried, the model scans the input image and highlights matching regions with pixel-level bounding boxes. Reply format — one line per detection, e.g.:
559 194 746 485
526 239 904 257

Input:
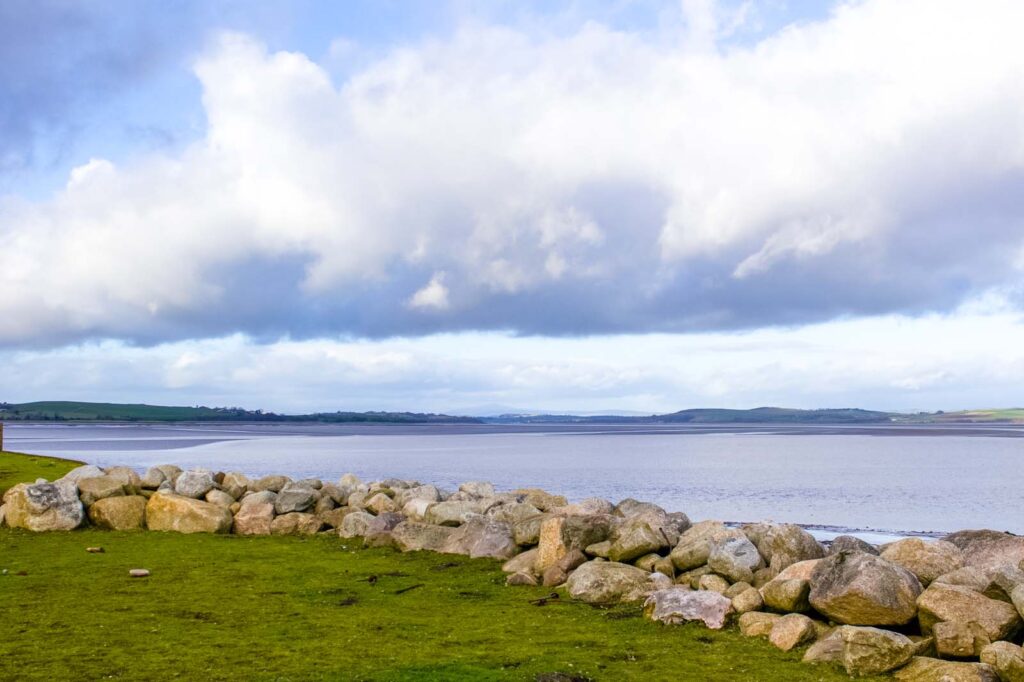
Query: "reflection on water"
6 422 1023 537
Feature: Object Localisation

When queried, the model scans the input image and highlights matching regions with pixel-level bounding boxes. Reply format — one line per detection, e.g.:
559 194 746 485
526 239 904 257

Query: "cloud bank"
3 0 1024 347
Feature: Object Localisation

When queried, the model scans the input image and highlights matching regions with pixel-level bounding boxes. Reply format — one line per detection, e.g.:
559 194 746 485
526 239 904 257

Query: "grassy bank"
0 452 881 681
0 450 82 496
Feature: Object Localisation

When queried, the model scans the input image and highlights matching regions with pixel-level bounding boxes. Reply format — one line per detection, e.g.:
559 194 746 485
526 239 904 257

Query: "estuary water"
5 422 1023 539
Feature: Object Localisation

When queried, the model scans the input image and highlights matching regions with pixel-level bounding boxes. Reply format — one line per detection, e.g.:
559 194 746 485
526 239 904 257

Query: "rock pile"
3 464 1023 679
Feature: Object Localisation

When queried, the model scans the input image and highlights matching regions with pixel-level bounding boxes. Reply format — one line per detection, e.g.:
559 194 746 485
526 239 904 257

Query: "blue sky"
2 0 1024 414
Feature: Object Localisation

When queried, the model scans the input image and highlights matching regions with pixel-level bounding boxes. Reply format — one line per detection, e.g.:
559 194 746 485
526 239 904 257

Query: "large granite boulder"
644 587 733 629
944 530 1024 571
512 513 553 546
670 521 743 571
709 535 765 584
502 548 540 575
759 559 820 613
145 492 232 533
566 561 653 604
391 521 455 552
881 538 964 586
364 492 398 515
424 500 485 527
894 657 999 681
768 613 817 651
140 467 168 489
766 524 825 571
458 481 496 498
537 515 615 571
980 641 1024 682
608 517 667 563
441 517 517 559
274 483 317 514
3 480 85 531
555 497 615 516
77 475 127 506
488 502 543 526
394 484 442 508
338 511 376 538
809 551 923 625
917 582 1022 641
174 470 215 499
220 472 250 499
512 488 567 512
60 465 106 483
88 495 147 530
830 535 880 555
270 512 323 535
250 475 291 493
233 499 275 535
738 611 782 637
833 625 917 676
103 466 141 492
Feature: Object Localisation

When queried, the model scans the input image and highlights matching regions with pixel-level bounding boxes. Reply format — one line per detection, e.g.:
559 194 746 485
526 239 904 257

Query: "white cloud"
2 1 1024 344
408 272 450 310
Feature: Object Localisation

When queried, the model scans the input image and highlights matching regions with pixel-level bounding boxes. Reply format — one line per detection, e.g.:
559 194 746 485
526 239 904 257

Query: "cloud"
408 273 451 310
3 1 1024 347
4 306 1024 413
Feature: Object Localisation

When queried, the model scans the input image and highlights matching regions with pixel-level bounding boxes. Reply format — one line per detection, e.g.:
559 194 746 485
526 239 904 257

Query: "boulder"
537 515 615 571
270 512 323 536
233 500 275 535
60 465 106 483
732 587 764 614
220 472 250 499
88 495 147 530
425 500 485 527
512 488 567 512
809 551 922 625
934 621 991 658
139 467 168 489
566 561 653 604
153 465 183 485
980 641 1024 682
585 540 612 559
394 484 442 508
698 574 730 594
507 572 538 586
77 476 127 506
894 657 999 682
944 531 1024 571
338 511 376 538
317 507 354 529
768 613 817 651
803 629 844 666
173 470 215 499
832 625 917 675
103 466 141 492
670 521 743 571
458 481 496 498
240 490 277 507
759 559 820 613
934 567 997 595
738 611 781 637
917 582 1021 641
441 517 517 559
513 513 553 546
708 535 765 584
830 535 880 555
274 484 318 514
881 538 964 586
250 475 291 493
204 489 235 508
644 586 733 629
488 502 543 526
391 521 455 552
502 548 540 575
145 492 232 534
766 524 825 571
3 480 85 531
608 518 668 563
553 497 615 516
364 492 397 515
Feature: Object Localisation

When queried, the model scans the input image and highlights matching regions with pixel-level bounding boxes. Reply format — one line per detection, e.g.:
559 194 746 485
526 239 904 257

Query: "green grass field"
0 450 82 496
0 452 880 681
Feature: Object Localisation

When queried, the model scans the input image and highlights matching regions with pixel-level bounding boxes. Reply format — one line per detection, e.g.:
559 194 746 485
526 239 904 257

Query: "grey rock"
174 470 215 499
809 551 922 625
644 586 733 629
708 535 765 584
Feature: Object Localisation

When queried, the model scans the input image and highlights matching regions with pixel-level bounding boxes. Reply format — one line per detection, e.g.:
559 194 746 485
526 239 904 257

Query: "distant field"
931 408 1024 423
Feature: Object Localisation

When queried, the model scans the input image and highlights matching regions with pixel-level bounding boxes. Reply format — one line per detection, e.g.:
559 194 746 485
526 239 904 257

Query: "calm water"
6 422 1023 538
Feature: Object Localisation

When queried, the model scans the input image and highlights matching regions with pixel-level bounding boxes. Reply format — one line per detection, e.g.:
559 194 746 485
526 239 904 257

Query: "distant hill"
0 401 480 424
483 407 893 424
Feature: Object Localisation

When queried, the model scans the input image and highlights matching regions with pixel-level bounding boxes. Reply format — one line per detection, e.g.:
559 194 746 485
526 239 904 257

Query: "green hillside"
658 407 893 424
0 401 479 424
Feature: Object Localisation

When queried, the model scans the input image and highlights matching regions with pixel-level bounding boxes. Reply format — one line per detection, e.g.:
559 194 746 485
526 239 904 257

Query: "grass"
0 451 882 681
0 450 83 497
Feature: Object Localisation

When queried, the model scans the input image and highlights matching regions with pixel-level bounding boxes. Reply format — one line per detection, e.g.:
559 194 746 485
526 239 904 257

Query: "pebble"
86 547 104 554
129 569 150 578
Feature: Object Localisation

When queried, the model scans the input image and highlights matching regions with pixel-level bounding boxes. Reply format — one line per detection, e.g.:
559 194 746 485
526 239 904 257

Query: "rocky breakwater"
3 464 1024 680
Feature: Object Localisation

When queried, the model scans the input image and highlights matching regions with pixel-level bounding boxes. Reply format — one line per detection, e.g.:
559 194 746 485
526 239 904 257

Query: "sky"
2 0 1024 415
